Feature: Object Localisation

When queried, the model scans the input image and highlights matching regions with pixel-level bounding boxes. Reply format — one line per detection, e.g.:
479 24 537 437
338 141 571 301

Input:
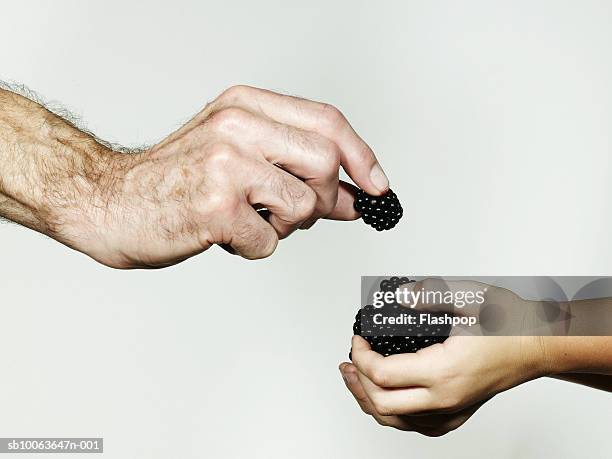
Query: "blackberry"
349 277 452 359
354 188 403 231
379 276 413 292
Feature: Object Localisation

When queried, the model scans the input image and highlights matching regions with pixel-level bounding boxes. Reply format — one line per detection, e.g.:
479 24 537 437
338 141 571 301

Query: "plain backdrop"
1 1 611 458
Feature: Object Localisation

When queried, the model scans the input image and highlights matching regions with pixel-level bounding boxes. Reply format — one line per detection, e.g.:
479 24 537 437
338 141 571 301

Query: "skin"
0 85 389 268
340 280 612 436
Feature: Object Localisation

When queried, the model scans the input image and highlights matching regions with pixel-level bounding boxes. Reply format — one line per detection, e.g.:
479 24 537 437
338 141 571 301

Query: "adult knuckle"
218 84 252 103
325 140 342 169
206 144 239 169
203 191 239 217
357 142 376 164
315 138 341 175
278 179 316 221
320 103 345 128
206 107 249 134
292 188 317 221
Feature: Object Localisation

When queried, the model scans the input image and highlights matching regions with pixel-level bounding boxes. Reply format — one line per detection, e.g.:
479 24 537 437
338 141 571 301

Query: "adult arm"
0 84 389 268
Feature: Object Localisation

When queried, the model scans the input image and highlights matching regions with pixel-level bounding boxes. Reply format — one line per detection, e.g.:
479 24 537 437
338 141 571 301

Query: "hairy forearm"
0 88 120 243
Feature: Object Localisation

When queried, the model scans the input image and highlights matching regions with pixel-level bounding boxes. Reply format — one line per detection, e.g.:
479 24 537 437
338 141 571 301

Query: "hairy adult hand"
43 86 389 268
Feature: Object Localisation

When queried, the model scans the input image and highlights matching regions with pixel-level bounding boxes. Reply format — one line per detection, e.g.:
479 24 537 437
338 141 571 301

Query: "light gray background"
1 1 611 458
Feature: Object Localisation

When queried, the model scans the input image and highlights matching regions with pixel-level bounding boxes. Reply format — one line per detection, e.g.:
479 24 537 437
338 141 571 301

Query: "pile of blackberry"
349 277 452 358
354 189 403 231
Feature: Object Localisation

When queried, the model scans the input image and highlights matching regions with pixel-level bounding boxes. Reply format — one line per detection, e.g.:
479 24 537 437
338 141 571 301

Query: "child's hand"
340 333 546 435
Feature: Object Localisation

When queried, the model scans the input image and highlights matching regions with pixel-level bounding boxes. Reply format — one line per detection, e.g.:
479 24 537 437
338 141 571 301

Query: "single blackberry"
354 189 403 231
349 277 452 359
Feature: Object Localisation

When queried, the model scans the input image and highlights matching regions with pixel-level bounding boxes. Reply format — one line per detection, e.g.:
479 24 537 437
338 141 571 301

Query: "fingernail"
369 163 389 193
